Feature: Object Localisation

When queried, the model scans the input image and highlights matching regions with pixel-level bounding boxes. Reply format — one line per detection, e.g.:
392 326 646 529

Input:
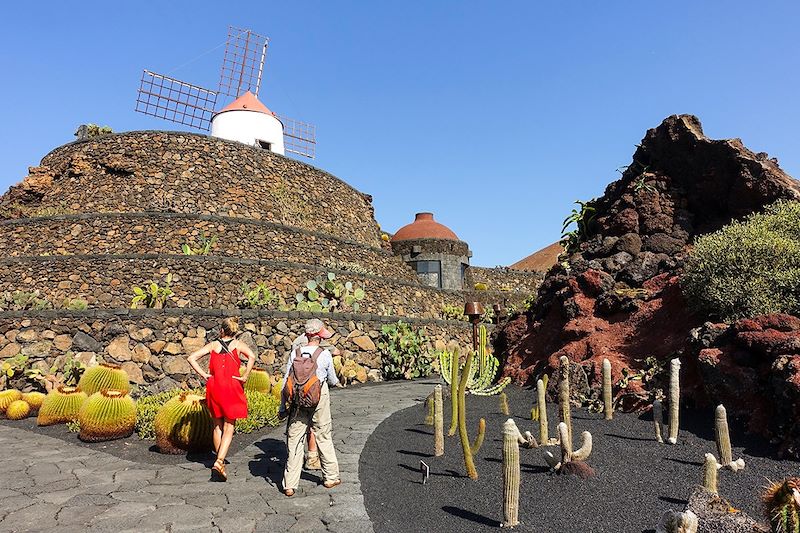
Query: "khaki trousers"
282 382 340 490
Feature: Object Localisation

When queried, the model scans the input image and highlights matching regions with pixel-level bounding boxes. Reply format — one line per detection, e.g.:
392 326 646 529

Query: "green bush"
682 200 800 321
235 390 280 433
378 321 432 380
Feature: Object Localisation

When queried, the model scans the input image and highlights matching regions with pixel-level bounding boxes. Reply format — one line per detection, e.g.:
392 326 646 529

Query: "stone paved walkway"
0 379 435 533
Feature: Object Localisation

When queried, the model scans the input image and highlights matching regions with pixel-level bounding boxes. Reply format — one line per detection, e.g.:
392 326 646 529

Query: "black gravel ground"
0 416 278 465
360 385 800 533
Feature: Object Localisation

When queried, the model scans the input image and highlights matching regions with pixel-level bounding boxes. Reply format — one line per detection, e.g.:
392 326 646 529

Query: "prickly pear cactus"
0 389 22 413
154 392 213 454
78 362 131 396
37 386 88 426
78 389 137 442
242 368 271 394
763 477 800 533
6 399 31 420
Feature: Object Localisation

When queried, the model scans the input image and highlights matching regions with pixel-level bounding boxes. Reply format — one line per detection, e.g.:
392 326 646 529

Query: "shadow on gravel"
397 463 464 479
483 457 549 474
397 449 433 458
248 437 318 486
604 433 654 442
404 427 433 436
663 457 702 467
442 506 500 527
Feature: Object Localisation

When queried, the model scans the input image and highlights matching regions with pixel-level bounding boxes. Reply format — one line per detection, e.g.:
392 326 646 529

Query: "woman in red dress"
187 317 256 481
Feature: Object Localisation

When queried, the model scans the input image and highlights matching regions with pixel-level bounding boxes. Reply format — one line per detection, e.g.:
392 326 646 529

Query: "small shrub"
181 232 217 256
2 354 29 378
0 290 52 311
473 282 488 291
237 282 277 309
66 419 81 433
441 304 466 321
378 321 432 380
682 201 800 321
62 298 89 311
130 274 173 309
235 390 280 433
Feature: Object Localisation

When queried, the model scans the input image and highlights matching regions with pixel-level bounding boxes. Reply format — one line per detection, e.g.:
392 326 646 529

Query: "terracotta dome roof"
215 91 275 116
392 212 460 242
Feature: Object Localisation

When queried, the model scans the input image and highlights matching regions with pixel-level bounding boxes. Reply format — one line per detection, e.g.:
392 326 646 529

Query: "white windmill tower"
135 27 316 159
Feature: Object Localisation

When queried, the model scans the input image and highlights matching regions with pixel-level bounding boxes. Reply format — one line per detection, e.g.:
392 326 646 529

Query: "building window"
257 140 272 151
411 260 442 289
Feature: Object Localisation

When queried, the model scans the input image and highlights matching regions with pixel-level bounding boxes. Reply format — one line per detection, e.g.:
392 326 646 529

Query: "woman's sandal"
212 459 227 482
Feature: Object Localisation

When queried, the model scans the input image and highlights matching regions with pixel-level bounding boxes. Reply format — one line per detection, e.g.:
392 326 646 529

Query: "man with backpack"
280 318 342 496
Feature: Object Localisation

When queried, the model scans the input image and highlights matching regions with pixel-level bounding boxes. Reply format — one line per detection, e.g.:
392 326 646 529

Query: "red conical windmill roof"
217 91 275 115
391 213 460 242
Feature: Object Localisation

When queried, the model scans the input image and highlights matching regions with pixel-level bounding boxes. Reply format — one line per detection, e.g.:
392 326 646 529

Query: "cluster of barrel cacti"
333 355 368 385
37 385 89 425
1 388 35 421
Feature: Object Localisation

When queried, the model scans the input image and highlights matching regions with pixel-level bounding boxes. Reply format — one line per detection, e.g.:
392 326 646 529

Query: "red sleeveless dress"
205 341 248 420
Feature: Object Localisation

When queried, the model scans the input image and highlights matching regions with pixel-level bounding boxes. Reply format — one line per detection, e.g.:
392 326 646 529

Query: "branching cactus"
544 421 592 472
602 358 613 420
762 477 800 533
715 404 745 471
656 510 698 533
558 356 572 446
457 348 479 480
653 399 664 443
499 392 510 416
434 385 444 457
702 453 718 494
502 418 521 528
448 347 459 437
667 358 680 445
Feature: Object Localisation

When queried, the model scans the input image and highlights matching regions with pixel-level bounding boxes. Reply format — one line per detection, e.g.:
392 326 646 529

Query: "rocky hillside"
498 114 800 454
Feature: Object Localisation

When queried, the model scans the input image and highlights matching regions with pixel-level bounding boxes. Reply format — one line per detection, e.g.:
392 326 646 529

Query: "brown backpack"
284 346 323 410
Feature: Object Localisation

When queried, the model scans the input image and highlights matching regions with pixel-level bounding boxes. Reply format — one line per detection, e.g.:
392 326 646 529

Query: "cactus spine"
502 418 521 528
448 347 459 437
558 356 572 446
762 477 800 533
537 378 549 444
21 391 45 412
424 391 435 426
715 404 745 471
702 453 718 494
499 391 510 416
434 384 444 457
602 358 613 420
154 392 213 454
242 368 271 394
653 399 664 443
457 348 479 480
666 358 680 445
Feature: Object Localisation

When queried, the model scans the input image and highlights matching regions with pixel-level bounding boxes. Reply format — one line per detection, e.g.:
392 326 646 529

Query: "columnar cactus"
667 358 680 445
544 421 592 472
537 378 549 444
656 510 698 533
715 404 745 471
558 356 572 446
702 453 718 494
499 391 510 416
434 385 444 457
448 347 459 437
762 477 800 533
457 349 481 480
471 418 486 455
602 358 613 420
653 400 664 443
502 418 521 528
424 391 435 426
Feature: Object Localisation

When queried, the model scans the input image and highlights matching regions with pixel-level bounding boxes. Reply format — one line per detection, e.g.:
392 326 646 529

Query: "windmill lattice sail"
136 70 218 131
218 26 269 99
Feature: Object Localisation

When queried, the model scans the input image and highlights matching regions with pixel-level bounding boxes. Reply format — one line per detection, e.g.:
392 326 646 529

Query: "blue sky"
1 1 798 267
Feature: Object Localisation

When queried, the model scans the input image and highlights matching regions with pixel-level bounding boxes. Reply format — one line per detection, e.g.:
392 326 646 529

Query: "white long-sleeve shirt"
283 344 339 387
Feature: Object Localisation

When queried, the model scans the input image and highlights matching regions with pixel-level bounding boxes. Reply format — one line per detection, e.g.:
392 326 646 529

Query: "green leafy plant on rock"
181 232 217 256
379 321 432 380
2 354 28 379
321 259 374 276
237 282 278 309
0 290 52 311
62 298 89 311
682 200 800 321
441 304 467 321
560 199 597 256
130 274 174 309
295 272 365 313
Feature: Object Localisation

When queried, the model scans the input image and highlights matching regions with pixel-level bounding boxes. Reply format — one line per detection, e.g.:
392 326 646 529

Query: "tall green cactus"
558 356 572 446
448 347 459 437
602 358 613 420
438 328 511 396
434 385 444 457
715 404 745 471
499 391 510 416
457 348 482 480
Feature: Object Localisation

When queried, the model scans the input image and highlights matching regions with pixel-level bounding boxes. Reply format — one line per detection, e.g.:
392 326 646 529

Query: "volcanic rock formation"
499 115 800 446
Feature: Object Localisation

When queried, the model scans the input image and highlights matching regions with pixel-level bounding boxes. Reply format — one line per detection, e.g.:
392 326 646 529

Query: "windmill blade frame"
278 115 317 159
135 70 218 131
218 26 269 99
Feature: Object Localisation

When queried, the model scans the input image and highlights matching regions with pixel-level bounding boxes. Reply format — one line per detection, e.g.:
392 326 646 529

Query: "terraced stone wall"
0 310 477 392
16 131 380 247
465 266 543 294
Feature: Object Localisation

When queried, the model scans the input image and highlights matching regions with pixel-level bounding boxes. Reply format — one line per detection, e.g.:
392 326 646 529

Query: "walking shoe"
284 488 295 497
304 452 321 470
323 479 341 489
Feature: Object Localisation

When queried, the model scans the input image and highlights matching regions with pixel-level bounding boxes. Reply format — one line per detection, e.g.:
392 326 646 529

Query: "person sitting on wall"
187 317 256 481
280 318 343 496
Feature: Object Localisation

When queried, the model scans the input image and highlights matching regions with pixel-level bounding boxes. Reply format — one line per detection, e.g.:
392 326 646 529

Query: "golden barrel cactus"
0 389 22 413
6 400 31 420
21 392 46 412
242 368 271 394
154 392 213 454
37 386 88 426
78 363 131 396
78 390 137 442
